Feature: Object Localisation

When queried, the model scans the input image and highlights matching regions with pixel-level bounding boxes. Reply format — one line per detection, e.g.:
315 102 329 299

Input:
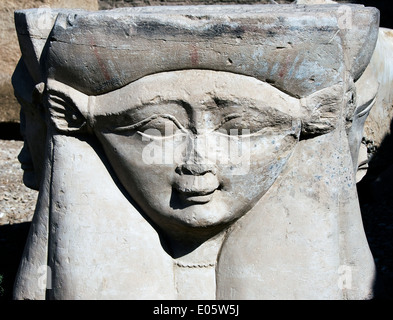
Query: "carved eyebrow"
93 99 191 131
211 97 238 108
94 97 193 116
111 113 187 133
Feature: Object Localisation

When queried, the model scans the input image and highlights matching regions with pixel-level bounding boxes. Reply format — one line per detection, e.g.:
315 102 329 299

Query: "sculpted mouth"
175 188 218 204
20 162 34 171
173 173 220 204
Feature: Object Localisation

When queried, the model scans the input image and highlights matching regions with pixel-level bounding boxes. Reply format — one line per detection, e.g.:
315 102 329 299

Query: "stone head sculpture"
13 4 380 299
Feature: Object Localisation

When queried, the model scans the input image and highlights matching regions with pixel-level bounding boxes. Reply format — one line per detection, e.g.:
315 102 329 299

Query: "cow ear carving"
46 79 92 134
299 84 345 139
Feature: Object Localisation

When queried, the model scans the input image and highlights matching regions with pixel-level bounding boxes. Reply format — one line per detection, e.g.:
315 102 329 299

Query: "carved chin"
22 170 39 191
145 197 240 239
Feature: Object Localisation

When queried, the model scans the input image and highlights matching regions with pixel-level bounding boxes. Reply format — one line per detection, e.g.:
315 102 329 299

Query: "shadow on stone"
0 222 30 301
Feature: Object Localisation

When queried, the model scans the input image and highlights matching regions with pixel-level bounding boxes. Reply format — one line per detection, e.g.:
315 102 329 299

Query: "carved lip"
20 162 34 171
173 172 220 204
173 182 219 204
177 188 217 204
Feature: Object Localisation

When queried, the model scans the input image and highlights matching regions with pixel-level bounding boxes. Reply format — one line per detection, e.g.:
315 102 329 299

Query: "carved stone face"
12 61 47 191
90 70 301 240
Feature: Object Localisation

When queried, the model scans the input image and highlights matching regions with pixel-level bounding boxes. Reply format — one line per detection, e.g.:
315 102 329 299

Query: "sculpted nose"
176 133 217 176
176 163 217 176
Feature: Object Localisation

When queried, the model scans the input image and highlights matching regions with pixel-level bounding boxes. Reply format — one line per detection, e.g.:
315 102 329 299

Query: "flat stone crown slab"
15 4 379 97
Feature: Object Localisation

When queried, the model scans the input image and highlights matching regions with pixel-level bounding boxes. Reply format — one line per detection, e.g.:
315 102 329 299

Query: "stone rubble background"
0 140 36 226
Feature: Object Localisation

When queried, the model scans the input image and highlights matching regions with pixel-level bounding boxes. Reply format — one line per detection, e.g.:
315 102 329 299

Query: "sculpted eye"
138 116 184 137
112 114 187 138
216 113 263 136
216 108 296 137
218 113 247 133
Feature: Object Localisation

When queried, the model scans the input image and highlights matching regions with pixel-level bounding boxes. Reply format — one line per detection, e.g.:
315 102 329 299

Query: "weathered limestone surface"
355 27 393 202
345 27 393 184
363 28 393 147
12 4 379 299
97 0 294 10
97 0 351 10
